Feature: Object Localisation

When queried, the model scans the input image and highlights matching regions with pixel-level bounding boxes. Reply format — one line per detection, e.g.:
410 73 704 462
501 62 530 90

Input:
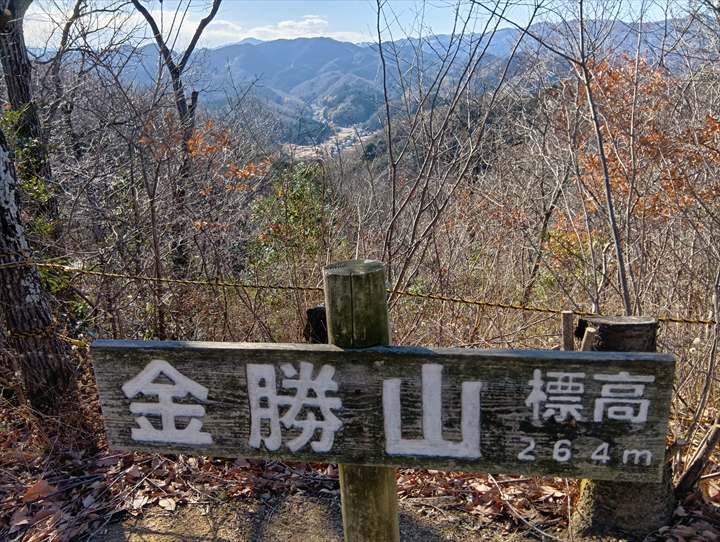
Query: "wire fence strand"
0 256 715 327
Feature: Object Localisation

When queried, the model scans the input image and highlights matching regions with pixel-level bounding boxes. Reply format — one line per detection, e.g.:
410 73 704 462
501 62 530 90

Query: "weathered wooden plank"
91 340 675 482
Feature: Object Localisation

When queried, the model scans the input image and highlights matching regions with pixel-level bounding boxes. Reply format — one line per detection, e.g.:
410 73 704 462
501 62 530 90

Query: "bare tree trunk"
0 0 59 223
0 126 73 414
131 0 221 276
576 0 632 315
46 0 85 161
578 64 633 316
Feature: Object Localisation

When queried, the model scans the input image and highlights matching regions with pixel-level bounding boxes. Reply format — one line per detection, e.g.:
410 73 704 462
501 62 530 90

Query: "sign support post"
323 260 400 542
571 316 675 539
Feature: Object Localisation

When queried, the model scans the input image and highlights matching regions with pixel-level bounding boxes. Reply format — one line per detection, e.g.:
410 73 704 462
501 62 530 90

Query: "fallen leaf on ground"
10 506 29 529
132 495 149 510
22 480 57 503
126 464 142 479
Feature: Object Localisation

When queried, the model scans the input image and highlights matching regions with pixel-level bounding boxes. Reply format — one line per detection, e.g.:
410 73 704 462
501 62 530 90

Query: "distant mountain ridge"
234 37 263 46
117 17 698 143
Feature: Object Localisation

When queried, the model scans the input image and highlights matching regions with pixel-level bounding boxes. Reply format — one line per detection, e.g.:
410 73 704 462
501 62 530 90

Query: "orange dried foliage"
224 160 272 192
562 59 720 221
187 121 231 157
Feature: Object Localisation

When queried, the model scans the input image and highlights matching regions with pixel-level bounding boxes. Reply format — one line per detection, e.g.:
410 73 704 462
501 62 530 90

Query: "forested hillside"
74 17 695 143
2 0 720 540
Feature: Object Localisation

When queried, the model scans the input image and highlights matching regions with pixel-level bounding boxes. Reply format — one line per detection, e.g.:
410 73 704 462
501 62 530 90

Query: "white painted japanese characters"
525 370 655 425
120 359 658 466
383 364 482 458
526 370 585 422
246 362 342 452
593 371 655 423
122 359 212 445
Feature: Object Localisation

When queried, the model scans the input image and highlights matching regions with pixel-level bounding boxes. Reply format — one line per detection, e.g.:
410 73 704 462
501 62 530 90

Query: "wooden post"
303 305 328 344
571 316 675 540
580 326 597 351
561 310 574 351
323 260 400 542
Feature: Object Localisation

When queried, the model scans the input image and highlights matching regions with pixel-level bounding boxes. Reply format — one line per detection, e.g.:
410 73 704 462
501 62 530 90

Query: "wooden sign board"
92 340 674 482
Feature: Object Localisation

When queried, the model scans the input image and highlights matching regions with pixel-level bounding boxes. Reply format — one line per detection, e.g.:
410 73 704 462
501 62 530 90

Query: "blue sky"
25 0 666 49
204 0 481 43
25 0 533 48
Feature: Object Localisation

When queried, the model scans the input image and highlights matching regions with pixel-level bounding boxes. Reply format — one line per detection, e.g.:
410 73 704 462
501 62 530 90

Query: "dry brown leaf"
96 455 121 467
158 497 177 511
149 477 169 488
132 494 149 510
470 482 492 493
468 504 497 518
22 479 57 503
26 527 56 542
10 506 29 528
540 485 564 497
2 450 34 463
126 464 142 479
705 480 720 501
31 503 59 523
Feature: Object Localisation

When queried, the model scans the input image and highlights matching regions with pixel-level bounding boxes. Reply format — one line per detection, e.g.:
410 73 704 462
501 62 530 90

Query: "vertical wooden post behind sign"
323 260 400 542
561 310 575 351
571 316 675 539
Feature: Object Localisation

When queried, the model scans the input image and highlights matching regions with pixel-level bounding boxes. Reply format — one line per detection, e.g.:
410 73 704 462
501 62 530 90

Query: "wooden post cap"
323 260 390 348
581 315 657 326
324 259 385 276
577 316 658 353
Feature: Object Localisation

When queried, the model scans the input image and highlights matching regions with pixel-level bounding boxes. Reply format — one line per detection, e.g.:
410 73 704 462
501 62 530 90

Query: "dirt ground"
100 494 537 542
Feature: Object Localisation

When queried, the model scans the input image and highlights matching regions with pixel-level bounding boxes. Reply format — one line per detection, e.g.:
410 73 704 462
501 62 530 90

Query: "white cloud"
25 2 148 50
278 14 327 32
205 15 370 45
24 5 370 50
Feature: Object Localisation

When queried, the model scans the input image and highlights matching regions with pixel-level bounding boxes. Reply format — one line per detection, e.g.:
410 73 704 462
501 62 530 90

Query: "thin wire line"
0 256 714 326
